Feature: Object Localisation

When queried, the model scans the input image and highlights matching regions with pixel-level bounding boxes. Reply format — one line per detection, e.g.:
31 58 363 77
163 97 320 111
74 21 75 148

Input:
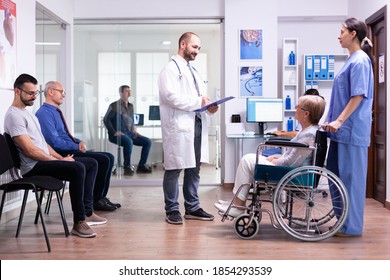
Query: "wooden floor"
1 168 390 260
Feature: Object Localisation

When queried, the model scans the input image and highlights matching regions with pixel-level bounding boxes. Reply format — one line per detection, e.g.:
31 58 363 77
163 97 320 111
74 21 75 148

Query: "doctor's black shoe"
166 211 183 224
136 165 152 174
94 198 116 211
124 166 134 176
103 197 121 208
184 208 214 221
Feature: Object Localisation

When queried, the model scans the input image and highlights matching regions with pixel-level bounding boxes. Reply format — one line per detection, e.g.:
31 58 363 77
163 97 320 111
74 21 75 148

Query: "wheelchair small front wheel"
234 214 259 239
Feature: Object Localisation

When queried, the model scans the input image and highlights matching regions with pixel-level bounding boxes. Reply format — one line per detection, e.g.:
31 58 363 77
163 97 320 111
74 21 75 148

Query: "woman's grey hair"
299 95 326 124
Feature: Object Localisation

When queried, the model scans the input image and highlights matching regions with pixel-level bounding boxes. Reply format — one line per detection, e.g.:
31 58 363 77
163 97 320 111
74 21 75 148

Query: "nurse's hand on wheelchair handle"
321 120 342 133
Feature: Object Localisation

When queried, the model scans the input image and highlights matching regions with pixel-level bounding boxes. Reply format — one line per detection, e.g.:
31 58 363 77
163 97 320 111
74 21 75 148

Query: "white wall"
222 0 279 182
73 0 223 19
277 0 348 18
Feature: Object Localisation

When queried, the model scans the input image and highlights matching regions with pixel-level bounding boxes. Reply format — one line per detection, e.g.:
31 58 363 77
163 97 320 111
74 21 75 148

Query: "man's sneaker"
71 221 96 238
184 208 214 221
214 202 244 218
85 212 107 226
165 210 183 224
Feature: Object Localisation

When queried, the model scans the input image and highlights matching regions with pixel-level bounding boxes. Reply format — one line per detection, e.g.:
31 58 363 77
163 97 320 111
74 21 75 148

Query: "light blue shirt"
327 50 373 147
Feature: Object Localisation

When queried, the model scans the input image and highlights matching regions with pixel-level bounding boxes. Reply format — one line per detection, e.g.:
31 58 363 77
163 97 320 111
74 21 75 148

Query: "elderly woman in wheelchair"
215 95 349 241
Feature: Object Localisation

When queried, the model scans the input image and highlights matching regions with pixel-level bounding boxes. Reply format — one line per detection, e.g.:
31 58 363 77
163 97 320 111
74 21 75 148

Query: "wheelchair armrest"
264 140 309 148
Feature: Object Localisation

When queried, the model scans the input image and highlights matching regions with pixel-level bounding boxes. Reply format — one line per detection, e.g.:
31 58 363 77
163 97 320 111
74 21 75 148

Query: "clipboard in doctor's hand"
194 96 235 112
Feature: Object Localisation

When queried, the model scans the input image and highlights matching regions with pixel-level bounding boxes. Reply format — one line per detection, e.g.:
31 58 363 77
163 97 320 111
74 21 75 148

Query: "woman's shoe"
214 202 244 217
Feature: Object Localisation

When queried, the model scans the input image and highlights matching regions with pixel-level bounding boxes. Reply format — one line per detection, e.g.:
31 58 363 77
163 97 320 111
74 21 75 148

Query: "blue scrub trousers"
327 140 368 235
163 117 202 213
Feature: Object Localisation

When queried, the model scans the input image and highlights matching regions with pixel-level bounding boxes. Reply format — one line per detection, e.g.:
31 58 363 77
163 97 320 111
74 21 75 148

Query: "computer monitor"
246 98 284 135
149 105 160 121
133 113 144 126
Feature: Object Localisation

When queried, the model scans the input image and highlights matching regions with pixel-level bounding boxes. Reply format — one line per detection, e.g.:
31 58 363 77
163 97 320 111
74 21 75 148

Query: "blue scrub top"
328 50 374 147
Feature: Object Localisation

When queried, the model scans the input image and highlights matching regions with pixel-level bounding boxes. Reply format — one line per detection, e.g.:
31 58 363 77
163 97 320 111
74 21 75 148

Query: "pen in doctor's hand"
201 96 211 107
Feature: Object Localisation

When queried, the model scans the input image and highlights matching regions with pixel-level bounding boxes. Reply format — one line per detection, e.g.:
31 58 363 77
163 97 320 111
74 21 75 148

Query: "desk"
226 134 267 169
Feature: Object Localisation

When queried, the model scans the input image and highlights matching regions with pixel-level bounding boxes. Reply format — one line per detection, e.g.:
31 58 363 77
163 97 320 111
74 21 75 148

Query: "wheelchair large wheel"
272 166 349 242
234 214 259 239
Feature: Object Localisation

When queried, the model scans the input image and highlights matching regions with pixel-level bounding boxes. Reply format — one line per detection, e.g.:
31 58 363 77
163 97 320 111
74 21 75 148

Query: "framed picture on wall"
239 29 262 60
0 0 17 90
239 66 262 97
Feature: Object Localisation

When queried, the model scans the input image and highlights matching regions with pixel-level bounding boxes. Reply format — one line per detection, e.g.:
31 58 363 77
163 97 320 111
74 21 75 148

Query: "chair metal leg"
45 182 65 215
35 190 45 224
0 191 7 221
16 190 29 238
56 190 69 237
45 191 53 214
34 190 51 252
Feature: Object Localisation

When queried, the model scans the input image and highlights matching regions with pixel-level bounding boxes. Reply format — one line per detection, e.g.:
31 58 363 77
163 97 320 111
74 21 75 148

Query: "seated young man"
215 95 325 217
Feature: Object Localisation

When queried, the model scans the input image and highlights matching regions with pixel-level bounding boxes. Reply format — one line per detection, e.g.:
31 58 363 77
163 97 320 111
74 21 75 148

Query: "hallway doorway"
366 6 387 205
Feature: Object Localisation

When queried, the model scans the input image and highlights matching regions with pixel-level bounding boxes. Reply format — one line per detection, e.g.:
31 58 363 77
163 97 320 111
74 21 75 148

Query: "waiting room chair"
0 133 69 252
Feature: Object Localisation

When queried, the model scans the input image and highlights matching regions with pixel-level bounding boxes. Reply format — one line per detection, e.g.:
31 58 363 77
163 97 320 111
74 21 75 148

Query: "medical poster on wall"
239 66 262 97
0 0 16 90
239 29 262 60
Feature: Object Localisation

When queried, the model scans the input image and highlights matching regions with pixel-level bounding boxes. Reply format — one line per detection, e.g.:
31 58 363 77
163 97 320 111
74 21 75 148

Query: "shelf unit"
282 38 299 131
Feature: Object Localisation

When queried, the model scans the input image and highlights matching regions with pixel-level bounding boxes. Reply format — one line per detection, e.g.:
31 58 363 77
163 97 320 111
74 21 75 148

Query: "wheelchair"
219 130 349 242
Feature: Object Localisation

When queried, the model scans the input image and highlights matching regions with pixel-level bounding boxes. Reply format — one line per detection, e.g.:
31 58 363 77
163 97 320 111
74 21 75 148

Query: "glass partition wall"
35 4 67 111
74 22 222 182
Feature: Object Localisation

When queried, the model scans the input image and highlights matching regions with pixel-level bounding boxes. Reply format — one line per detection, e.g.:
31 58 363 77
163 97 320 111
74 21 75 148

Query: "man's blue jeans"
163 117 202 213
109 133 151 168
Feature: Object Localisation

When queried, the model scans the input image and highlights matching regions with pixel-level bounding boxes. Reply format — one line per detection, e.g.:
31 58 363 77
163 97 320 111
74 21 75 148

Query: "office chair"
1 133 69 252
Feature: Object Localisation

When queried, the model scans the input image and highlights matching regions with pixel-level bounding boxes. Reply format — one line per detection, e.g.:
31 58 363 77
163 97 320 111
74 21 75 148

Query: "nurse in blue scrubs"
325 17 374 237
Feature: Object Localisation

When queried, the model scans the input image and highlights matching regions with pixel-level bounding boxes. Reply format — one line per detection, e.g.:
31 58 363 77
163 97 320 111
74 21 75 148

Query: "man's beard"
20 96 35 107
183 49 196 61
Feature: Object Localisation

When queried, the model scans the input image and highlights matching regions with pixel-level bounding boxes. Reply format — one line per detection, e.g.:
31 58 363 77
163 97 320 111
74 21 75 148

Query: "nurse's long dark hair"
344 17 374 63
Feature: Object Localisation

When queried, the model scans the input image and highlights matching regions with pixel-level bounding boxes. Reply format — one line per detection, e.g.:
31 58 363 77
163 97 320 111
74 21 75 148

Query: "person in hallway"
215 95 325 217
36 81 121 212
158 32 219 224
272 88 322 138
324 17 374 237
103 85 152 176
4 73 107 238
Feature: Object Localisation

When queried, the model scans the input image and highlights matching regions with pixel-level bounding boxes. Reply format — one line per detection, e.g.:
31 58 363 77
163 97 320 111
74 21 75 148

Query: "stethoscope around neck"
172 58 208 84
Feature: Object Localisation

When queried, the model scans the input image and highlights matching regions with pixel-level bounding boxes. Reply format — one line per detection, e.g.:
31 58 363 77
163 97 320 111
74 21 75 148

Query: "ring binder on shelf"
319 55 328 80
305 55 313 80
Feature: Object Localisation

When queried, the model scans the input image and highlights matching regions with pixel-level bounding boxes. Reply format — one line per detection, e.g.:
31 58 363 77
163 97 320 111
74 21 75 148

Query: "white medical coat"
158 54 210 170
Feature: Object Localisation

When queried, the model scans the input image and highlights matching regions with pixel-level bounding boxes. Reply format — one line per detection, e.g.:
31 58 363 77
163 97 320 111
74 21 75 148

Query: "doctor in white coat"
158 32 218 224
